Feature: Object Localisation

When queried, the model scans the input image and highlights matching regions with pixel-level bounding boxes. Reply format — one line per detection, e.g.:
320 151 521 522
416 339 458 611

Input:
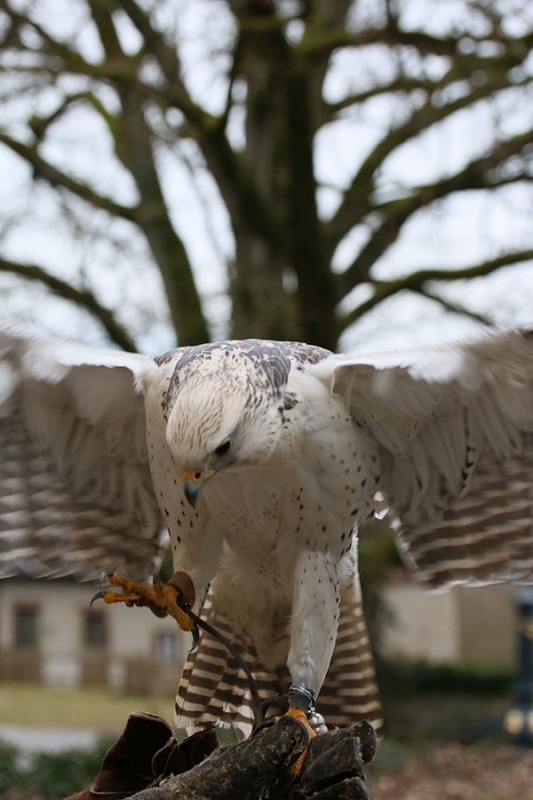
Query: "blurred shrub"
377 659 513 699
0 741 21 796
412 662 513 693
358 520 401 656
1 736 115 800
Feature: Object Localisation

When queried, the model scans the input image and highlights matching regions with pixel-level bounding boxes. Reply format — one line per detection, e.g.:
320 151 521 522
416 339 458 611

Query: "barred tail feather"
398 435 533 588
175 591 284 740
318 575 383 736
176 576 383 739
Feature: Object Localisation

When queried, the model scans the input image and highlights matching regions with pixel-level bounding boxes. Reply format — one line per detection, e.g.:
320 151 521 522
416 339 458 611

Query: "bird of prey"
0 325 532 739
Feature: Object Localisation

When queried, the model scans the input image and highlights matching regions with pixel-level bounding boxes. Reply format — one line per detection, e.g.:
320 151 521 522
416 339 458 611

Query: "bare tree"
0 0 532 350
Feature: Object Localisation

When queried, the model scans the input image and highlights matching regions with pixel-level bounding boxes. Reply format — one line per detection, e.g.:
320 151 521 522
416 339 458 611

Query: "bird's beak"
182 469 213 508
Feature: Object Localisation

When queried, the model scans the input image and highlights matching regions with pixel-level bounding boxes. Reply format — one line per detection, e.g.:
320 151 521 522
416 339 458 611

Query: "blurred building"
0 560 518 700
0 568 185 695
380 567 515 669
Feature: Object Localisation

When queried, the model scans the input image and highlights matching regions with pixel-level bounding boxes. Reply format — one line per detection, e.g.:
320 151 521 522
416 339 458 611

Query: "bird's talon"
90 589 108 608
283 687 317 776
190 623 200 650
89 570 196 634
99 568 114 586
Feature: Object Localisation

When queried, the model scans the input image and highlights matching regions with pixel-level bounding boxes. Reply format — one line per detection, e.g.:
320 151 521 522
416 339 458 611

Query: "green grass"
0 682 175 733
0 684 530 800
0 680 513 738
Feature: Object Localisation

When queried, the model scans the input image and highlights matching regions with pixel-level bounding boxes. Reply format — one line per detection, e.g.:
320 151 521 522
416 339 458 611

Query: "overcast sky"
0 0 532 355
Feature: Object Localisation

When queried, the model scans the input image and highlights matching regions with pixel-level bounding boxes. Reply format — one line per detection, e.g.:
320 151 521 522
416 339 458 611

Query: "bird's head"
166 367 282 507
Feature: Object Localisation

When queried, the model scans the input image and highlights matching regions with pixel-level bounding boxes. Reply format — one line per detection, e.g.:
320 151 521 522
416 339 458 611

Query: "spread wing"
0 326 163 580
396 439 533 587
312 328 533 587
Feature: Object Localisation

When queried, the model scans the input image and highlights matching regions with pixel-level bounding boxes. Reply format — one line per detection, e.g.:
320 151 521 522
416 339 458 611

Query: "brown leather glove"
127 717 376 800
293 720 376 800
64 713 219 800
65 713 376 800
127 715 310 800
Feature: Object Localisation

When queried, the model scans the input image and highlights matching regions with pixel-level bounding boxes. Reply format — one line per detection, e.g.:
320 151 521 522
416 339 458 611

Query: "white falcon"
0 325 532 738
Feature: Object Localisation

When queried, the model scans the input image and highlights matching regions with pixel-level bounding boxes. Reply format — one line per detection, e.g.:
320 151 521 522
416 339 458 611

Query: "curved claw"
99 568 115 586
152 573 162 589
252 718 277 737
189 623 200 651
90 589 108 608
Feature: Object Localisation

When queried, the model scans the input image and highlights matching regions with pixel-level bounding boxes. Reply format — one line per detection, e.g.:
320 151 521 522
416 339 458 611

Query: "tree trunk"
118 84 209 346
227 12 338 348
286 69 338 350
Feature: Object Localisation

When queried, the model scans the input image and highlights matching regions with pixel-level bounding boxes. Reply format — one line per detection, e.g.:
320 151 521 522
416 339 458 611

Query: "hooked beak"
182 469 213 508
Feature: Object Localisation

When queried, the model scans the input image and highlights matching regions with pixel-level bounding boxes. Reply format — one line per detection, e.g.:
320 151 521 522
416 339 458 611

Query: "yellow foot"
91 570 196 633
285 703 316 775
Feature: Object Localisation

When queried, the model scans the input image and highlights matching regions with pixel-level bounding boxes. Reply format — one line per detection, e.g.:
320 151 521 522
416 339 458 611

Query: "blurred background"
1 0 533 797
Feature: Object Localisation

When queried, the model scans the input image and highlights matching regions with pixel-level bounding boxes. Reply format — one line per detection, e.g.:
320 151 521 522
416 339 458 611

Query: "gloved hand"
292 720 376 800
129 717 376 800
129 715 309 800
64 713 219 800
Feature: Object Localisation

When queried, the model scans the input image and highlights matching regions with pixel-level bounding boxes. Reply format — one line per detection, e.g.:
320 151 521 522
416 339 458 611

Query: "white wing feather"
0 326 163 579
310 328 533 584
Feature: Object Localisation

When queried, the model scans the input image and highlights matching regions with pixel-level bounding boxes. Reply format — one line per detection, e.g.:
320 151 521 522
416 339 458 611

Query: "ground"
366 688 533 799
367 741 533 799
0 683 174 732
1 683 533 800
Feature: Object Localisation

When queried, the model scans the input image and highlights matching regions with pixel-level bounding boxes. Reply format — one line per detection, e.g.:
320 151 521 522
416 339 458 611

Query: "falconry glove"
127 717 375 800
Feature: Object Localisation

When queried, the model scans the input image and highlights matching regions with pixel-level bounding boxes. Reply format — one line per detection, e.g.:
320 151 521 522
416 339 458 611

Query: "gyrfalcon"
0 325 532 738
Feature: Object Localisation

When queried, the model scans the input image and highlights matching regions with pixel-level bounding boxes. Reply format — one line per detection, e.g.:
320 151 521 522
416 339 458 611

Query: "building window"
14 605 39 650
83 611 107 650
155 632 180 662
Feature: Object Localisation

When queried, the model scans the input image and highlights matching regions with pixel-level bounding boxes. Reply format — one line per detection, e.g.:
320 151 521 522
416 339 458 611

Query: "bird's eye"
214 440 231 456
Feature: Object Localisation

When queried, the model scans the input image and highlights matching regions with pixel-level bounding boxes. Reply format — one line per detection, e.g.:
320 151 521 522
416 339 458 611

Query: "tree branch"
296 24 387 58
86 0 125 60
336 130 533 294
326 67 532 247
322 75 441 117
298 12 533 61
1 1 210 346
0 133 138 221
0 257 137 351
116 0 286 255
27 90 117 139
0 0 93 70
337 249 533 331
0 0 142 81
412 287 494 326
116 0 206 124
112 80 209 345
